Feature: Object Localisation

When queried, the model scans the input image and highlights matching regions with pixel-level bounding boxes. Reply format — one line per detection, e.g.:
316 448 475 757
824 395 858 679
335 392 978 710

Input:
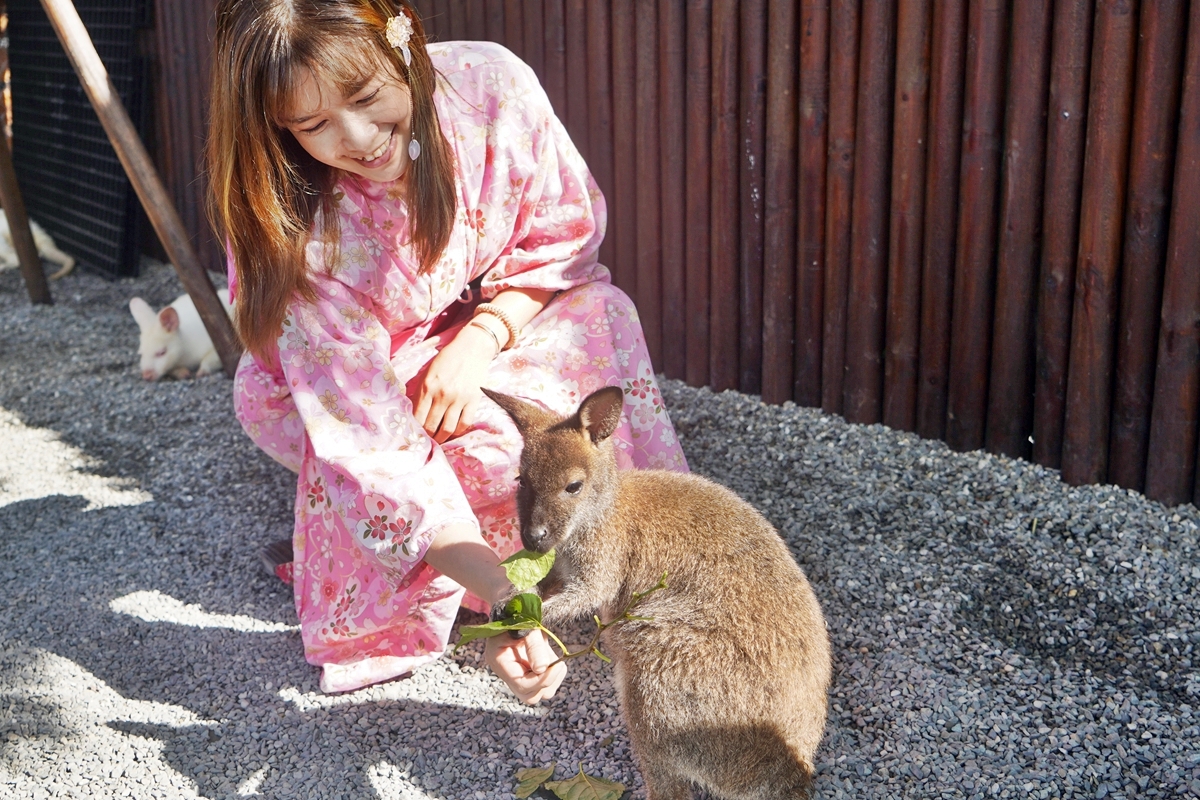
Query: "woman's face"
280 63 414 183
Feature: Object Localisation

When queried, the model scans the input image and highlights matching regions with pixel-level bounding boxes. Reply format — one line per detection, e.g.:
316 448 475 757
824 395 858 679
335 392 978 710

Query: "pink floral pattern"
232 42 687 694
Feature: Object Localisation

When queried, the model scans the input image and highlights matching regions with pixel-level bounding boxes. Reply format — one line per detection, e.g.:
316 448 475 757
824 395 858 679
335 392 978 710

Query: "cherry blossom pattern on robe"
232 41 686 694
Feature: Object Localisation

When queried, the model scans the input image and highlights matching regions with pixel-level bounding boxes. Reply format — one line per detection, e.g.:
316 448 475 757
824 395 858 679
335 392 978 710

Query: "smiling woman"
204 0 687 697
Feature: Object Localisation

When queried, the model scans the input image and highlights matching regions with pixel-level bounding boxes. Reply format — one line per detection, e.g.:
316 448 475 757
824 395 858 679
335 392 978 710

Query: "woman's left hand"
413 322 496 443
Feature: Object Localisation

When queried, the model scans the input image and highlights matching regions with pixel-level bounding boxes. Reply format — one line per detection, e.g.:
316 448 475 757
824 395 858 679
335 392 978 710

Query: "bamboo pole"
915 0 967 440
659 0 687 380
842 0 895 424
684 0 712 388
1060 0 1138 486
794 0 830 407
984 0 1053 459
1108 1 1186 493
1145 0 1200 507
820 0 860 415
738 0 768 395
1032 0 1094 468
882 0 931 432
38 0 240 377
761 0 799 405
945 0 1008 452
0 133 51 305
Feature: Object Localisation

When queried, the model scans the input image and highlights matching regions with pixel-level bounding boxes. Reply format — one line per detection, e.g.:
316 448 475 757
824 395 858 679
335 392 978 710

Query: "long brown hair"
207 0 456 358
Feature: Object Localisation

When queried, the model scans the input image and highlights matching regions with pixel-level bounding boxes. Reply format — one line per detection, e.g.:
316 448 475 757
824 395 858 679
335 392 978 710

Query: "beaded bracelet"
467 319 502 356
474 303 520 351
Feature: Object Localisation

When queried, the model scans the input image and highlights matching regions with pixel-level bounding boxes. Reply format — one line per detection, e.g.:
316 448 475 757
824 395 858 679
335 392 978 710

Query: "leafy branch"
451 549 667 667
515 762 625 800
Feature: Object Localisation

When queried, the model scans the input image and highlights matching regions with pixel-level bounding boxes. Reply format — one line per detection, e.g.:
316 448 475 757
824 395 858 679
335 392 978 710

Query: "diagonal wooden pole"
37 0 242 377
0 131 51 305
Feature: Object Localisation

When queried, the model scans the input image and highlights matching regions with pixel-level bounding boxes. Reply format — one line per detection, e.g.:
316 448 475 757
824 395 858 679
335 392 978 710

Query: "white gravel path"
1 260 1198 799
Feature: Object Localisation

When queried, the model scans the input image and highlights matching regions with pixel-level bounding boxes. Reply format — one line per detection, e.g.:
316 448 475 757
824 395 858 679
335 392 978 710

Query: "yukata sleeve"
474 54 610 297
233 348 306 474
276 269 478 569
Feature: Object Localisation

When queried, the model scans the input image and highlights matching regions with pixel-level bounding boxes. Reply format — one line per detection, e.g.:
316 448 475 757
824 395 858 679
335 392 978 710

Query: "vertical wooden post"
611 0 637 298
882 0 931 432
985 0 1053 459
761 0 799 405
1061 0 1138 486
794 0 830 408
0 133 51 305
1108 1 1186 492
503 0 523 53
564 0 589 159
659 0 687 380
522 0 545 79
842 0 895 424
945 0 1008 452
635 0 662 366
1145 0 1200 507
820 0 860 415
587 1 615 273
738 0 768 396
1032 0 1095 468
38 0 241 376
542 0 567 115
709 0 741 392
916 0 967 441
685 0 712 387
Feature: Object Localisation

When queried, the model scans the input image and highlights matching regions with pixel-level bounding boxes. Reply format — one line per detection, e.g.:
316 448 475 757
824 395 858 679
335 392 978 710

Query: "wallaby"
0 215 76 279
129 289 233 380
483 386 832 800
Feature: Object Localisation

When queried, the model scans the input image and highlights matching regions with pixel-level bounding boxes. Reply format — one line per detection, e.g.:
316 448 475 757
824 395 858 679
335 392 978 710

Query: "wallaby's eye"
515 474 526 489
154 348 167 358
565 481 583 495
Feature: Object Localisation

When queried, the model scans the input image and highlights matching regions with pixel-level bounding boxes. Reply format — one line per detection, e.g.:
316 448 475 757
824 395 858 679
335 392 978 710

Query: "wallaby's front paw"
490 594 536 640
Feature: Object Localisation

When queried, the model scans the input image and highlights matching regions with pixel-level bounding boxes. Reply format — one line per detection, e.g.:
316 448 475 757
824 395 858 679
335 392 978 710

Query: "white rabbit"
0 215 76 279
129 289 234 380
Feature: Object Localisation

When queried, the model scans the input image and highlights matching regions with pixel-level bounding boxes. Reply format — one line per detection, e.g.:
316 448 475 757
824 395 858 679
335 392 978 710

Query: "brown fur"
484 387 832 800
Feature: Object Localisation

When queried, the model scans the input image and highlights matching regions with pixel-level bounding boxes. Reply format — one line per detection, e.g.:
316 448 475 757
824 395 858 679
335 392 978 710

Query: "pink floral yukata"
231 42 688 693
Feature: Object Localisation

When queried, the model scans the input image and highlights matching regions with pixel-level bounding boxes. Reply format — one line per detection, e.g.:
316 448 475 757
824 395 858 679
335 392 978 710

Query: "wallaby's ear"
577 386 624 444
129 297 155 329
482 388 551 436
158 306 180 333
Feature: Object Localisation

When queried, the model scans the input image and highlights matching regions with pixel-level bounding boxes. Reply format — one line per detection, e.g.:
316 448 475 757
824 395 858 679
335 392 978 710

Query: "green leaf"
453 618 541 650
501 549 556 591
514 763 557 798
544 765 625 800
505 592 544 623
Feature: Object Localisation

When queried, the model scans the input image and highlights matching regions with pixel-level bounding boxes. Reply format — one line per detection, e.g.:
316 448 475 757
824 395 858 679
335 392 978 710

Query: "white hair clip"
385 13 414 67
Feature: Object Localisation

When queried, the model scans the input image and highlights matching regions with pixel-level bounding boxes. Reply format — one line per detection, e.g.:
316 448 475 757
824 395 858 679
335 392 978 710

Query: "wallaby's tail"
44 246 76 280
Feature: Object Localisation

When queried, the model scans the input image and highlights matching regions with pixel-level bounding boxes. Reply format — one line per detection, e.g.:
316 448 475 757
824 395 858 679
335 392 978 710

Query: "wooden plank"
1146 0 1200 507
564 0 589 160
486 0 506 43
739 0 769 395
522 0 546 80
882 0 930 431
1107 1 1186 492
820 0 860 415
414 0 438 39
543 0 567 117
658 0 687 379
39 0 240 374
710 0 741 392
635 0 663 366
1060 0 1139 486
944 0 1008 452
685 0 712 387
504 0 524 54
794 0 830 407
761 0 799 405
1032 0 1094 468
611 0 638 299
465 0 486 41
983 0 1053 459
915 0 967 440
586 1 615 274
842 0 895 423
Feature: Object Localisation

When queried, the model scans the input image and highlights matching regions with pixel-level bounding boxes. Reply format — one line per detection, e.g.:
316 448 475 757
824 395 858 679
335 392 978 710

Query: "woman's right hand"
484 628 568 705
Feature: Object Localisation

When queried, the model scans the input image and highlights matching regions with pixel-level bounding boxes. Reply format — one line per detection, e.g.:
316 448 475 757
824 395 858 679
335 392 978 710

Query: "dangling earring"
408 136 421 162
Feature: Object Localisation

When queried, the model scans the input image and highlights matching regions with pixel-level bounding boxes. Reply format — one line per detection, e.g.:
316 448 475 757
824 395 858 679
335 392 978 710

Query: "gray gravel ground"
1 259 1199 800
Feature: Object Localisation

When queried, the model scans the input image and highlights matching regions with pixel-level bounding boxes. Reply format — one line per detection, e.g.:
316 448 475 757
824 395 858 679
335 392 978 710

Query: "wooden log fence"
134 1 1200 507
